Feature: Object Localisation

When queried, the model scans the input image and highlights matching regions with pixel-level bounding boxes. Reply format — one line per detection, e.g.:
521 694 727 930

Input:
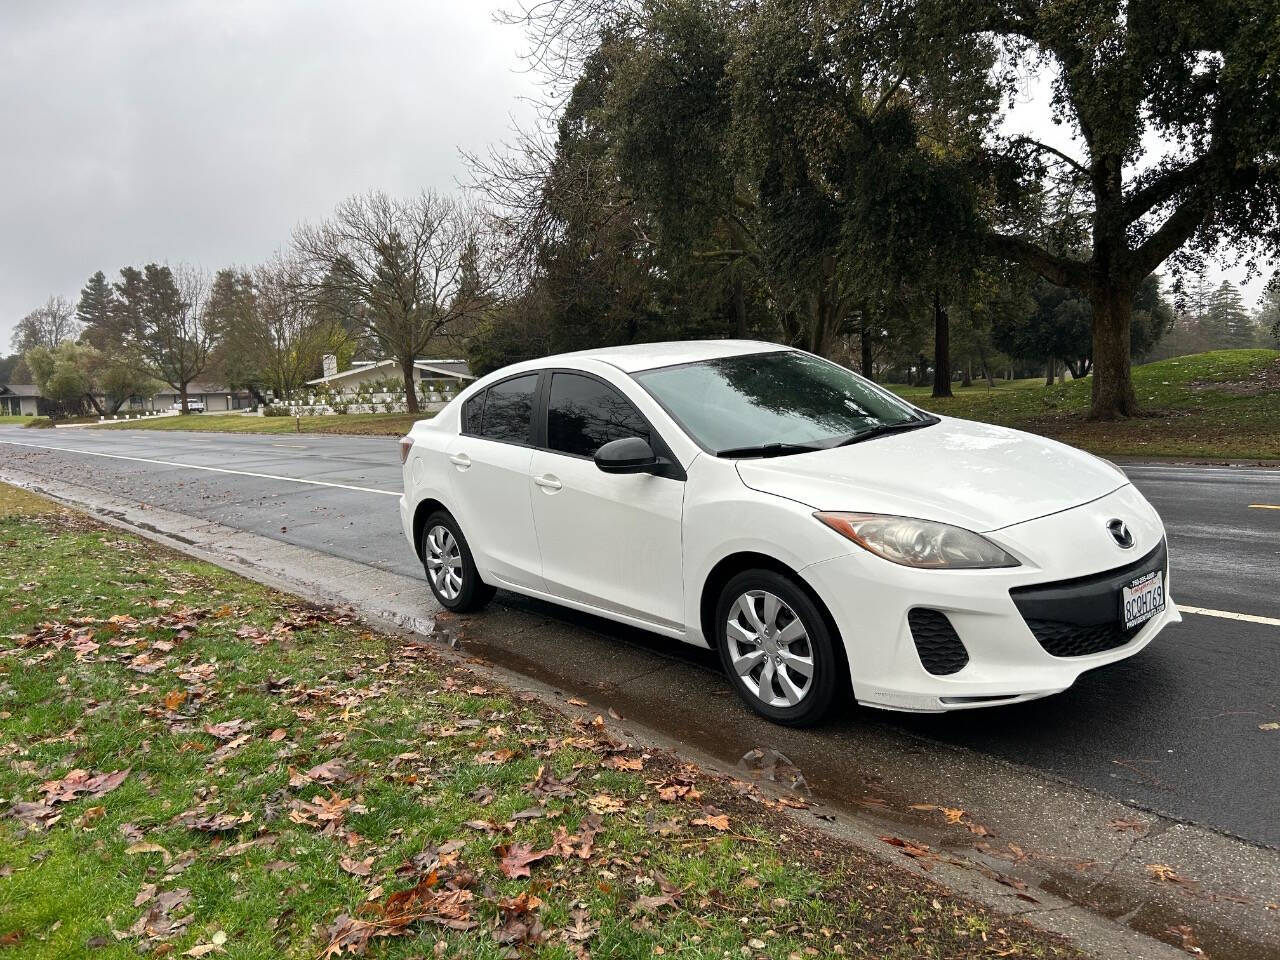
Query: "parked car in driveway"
399 341 1178 725
169 399 205 413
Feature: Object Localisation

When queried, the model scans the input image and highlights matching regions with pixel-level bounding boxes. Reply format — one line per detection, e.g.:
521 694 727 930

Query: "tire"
421 511 496 613
715 569 843 726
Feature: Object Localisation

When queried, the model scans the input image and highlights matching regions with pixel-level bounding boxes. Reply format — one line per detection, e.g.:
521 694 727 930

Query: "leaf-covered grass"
891 349 1280 460
0 485 1078 959
89 412 432 437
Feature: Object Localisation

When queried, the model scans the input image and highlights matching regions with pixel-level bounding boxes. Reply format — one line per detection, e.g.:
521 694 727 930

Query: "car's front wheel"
421 511 495 613
715 570 842 726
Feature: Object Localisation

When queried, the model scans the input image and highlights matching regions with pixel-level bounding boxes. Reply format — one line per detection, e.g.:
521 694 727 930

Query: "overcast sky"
0 0 540 348
1 2 1269 352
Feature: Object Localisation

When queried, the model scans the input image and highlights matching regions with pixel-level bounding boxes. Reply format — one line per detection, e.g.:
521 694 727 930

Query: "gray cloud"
0 0 539 347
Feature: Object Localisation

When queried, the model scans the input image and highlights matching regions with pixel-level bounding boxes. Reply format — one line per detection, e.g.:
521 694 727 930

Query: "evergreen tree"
1205 282 1255 348
76 271 118 349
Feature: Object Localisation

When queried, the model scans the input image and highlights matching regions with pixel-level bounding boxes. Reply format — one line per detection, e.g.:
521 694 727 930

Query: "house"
305 355 475 394
0 381 254 416
148 384 255 412
0 384 43 416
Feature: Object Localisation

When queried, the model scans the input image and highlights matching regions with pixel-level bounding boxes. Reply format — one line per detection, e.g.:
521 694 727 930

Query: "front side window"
547 373 650 458
634 350 930 456
478 374 537 444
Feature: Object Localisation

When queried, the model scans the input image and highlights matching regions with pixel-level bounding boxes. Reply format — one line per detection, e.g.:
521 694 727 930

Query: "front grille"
908 609 969 675
1010 539 1167 659
1021 619 1141 658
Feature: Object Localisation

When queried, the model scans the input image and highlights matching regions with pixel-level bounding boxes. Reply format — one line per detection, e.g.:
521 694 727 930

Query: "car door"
528 370 686 629
445 372 546 592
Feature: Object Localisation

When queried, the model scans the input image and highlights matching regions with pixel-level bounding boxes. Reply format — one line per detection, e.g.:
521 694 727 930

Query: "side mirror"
594 436 659 474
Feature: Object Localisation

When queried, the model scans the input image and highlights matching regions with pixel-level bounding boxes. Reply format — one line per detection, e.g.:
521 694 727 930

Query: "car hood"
734 417 1128 532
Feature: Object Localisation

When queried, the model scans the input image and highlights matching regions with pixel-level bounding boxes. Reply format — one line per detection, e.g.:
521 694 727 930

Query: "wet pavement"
3 428 1279 959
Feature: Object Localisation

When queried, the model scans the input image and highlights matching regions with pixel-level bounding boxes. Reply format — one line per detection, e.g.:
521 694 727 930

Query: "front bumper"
800 484 1181 712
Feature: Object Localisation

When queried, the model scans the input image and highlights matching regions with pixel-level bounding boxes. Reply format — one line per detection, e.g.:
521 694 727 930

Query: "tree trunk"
401 356 419 415
180 383 189 413
84 393 105 415
962 363 972 388
860 317 874 381
731 272 747 339
1045 359 1056 386
931 290 952 398
1088 286 1138 419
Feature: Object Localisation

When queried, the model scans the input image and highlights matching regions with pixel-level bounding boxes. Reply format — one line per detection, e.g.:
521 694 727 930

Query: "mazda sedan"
399 341 1178 725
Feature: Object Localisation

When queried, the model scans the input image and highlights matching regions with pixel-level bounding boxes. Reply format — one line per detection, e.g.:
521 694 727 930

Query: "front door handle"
533 474 562 491
448 452 471 470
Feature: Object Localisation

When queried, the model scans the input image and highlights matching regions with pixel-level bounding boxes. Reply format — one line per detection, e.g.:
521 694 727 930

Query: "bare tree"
10 296 79 353
495 0 642 103
293 191 502 414
254 256 333 400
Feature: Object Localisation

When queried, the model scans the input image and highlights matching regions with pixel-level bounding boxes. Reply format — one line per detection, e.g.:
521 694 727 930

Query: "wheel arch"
699 552 846 663
411 497 449 560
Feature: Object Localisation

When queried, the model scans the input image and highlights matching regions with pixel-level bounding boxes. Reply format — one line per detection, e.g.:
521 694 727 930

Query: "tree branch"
1009 135 1089 177
982 231 1090 289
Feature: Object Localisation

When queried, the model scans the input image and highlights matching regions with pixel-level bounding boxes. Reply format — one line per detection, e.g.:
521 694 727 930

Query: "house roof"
306 359 474 386
0 383 41 396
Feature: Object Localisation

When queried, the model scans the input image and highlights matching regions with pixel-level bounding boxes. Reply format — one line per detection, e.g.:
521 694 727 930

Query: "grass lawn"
893 349 1280 461
90 412 430 437
0 483 1077 959
0 416 35 426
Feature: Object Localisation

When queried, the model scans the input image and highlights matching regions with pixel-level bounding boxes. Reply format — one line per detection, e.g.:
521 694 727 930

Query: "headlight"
814 512 1020 569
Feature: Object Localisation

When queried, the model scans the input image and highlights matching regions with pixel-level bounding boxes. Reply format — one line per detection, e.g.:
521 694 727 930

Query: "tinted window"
634 350 928 454
480 374 536 444
462 392 484 434
547 373 650 458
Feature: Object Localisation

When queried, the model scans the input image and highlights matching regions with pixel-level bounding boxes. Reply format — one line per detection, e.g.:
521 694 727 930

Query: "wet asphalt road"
1 426 1278 846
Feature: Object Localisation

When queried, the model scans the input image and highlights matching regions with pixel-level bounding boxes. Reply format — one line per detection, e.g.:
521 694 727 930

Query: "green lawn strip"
893 349 1280 460
88 412 430 437
0 486 1079 959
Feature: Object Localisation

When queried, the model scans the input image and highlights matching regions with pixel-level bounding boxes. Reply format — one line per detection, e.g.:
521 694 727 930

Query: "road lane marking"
0 438 400 498
1178 605 1280 627
1248 504 1280 510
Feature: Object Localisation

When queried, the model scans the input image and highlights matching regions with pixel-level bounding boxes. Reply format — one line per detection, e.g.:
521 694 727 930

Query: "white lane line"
0 438 400 498
1178 605 1280 627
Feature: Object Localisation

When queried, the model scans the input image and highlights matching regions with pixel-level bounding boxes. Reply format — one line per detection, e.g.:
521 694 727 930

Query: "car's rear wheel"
715 570 842 726
422 511 495 613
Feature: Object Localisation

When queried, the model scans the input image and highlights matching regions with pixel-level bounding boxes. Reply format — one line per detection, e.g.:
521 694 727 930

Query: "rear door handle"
533 474 562 491
448 452 471 470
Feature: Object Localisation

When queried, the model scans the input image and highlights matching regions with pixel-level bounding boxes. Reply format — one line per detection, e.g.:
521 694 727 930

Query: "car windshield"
633 350 933 456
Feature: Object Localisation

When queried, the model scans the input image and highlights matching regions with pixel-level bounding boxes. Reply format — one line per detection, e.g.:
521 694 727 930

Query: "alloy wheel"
425 524 463 601
725 589 814 707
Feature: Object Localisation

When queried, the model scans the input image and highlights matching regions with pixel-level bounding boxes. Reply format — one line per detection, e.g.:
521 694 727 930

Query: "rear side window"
547 373 650 458
479 374 537 444
462 392 484 434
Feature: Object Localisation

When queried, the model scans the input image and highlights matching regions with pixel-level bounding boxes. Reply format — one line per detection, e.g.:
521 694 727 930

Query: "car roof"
554 339 791 374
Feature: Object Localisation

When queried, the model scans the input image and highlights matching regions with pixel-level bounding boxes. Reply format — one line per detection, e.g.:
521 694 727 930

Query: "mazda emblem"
1107 518 1134 549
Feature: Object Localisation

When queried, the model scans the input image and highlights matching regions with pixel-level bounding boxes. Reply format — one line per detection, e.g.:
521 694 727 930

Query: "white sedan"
399 341 1179 725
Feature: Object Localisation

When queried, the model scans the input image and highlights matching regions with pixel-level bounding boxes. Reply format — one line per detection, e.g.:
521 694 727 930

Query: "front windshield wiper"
835 415 939 447
715 441 827 459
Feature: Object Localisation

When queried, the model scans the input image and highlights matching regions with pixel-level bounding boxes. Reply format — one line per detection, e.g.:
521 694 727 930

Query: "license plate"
1121 570 1165 630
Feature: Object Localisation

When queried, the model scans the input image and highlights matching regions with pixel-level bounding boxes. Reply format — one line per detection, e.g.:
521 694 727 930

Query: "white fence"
270 389 456 417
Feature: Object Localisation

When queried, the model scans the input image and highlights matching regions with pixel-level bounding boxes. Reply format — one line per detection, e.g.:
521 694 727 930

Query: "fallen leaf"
692 814 730 832
496 843 554 879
